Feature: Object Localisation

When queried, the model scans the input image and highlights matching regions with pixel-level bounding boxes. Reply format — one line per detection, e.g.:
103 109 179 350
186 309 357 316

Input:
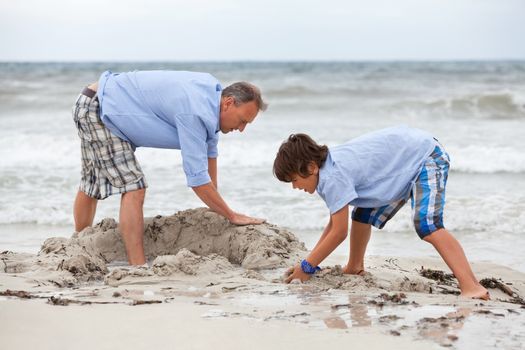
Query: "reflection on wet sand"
417 307 471 347
323 316 348 329
349 296 373 327
323 295 372 329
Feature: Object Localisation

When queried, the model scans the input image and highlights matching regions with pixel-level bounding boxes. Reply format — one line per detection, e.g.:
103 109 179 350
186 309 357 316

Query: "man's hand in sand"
229 212 266 226
284 264 311 283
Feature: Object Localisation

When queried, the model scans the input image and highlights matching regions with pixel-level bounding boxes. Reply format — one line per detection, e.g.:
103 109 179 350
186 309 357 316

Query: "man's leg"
74 190 98 232
343 220 371 275
119 188 146 265
424 228 489 299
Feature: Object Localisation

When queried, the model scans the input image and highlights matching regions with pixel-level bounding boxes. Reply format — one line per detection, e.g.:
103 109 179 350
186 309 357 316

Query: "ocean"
1 61 524 271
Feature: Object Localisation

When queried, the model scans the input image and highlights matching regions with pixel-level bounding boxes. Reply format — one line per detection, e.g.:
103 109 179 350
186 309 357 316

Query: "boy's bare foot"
460 287 490 300
342 264 366 276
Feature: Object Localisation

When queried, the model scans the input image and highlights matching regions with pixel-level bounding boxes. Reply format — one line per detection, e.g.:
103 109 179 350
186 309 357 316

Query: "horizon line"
1 58 525 64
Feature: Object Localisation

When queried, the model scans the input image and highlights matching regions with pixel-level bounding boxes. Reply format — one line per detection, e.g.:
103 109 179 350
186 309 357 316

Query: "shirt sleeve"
207 134 219 158
320 172 358 214
174 114 212 187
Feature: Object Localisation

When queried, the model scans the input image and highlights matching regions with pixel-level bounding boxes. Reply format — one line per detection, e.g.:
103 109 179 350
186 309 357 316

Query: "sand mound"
104 248 237 286
0 208 306 287
151 249 234 276
72 208 305 269
305 264 442 294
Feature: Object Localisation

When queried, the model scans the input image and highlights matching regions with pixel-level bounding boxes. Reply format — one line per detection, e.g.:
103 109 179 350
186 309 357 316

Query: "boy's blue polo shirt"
316 126 436 214
97 70 221 187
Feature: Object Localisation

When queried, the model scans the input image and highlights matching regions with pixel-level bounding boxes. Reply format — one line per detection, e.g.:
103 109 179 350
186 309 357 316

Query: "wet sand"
1 208 524 349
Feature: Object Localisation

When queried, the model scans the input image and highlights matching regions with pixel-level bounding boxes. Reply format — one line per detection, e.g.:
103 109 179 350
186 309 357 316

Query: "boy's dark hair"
273 133 329 182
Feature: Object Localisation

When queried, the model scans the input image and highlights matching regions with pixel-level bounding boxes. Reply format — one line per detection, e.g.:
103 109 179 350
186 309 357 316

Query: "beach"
1 61 525 349
1 208 524 349
1 61 524 271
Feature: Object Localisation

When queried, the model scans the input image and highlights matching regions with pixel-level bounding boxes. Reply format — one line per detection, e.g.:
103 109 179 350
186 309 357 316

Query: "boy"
273 126 489 300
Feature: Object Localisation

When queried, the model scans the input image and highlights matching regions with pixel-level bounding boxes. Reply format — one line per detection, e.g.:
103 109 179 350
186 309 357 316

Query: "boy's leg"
413 143 488 299
119 188 146 265
343 220 371 275
345 200 406 275
73 190 98 232
424 229 488 299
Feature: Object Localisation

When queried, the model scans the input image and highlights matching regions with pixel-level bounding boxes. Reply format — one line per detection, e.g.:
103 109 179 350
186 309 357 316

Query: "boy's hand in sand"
229 212 266 225
284 264 311 283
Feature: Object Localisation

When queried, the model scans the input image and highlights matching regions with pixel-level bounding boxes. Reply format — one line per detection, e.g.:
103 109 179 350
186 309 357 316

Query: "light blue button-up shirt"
97 70 221 187
316 126 436 214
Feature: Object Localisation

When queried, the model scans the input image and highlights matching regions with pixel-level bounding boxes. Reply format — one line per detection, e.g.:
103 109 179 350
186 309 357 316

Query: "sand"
1 208 524 349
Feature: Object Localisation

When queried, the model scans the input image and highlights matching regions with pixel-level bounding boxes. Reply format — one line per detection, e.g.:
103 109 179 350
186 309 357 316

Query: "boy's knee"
351 220 372 232
421 228 445 243
422 233 433 243
351 219 370 227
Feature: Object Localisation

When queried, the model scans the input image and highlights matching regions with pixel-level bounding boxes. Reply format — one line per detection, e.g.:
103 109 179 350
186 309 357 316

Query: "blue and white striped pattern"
410 143 450 237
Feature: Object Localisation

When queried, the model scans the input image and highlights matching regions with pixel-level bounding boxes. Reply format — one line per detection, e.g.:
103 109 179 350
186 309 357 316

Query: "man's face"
219 97 259 134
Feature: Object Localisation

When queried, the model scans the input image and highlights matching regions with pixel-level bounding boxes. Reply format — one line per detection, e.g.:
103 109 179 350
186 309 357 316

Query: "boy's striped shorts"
352 142 450 239
72 87 147 200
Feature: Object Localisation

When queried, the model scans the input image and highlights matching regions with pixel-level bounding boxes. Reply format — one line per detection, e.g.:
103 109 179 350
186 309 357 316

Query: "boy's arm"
311 216 332 251
305 206 348 267
285 206 348 283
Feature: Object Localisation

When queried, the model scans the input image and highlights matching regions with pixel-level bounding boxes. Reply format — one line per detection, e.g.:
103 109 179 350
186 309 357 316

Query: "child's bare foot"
460 286 490 300
342 264 365 276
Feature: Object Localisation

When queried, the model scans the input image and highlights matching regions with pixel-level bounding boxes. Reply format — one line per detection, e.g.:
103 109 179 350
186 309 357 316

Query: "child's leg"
343 220 371 275
345 201 405 275
411 143 488 299
423 228 489 299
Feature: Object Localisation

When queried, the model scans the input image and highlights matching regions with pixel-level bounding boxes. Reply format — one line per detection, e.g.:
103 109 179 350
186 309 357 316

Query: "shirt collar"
316 150 334 194
215 91 221 134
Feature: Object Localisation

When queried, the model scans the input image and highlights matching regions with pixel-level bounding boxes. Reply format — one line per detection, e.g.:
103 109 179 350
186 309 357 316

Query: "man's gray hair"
221 82 268 112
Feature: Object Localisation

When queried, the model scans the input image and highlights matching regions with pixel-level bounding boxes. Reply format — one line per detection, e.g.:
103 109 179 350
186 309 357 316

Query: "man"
72 70 267 265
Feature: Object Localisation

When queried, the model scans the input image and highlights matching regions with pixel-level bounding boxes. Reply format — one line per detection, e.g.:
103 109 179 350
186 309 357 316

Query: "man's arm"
208 158 217 189
192 183 264 225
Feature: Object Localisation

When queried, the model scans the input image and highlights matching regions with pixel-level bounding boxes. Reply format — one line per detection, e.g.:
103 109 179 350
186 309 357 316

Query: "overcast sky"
1 0 524 61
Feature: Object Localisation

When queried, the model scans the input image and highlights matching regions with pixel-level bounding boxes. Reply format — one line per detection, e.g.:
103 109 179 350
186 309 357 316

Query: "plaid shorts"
352 142 450 239
72 87 147 200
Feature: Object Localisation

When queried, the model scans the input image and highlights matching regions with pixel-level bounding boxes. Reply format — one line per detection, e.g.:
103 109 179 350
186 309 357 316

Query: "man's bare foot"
342 264 366 276
460 286 490 300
